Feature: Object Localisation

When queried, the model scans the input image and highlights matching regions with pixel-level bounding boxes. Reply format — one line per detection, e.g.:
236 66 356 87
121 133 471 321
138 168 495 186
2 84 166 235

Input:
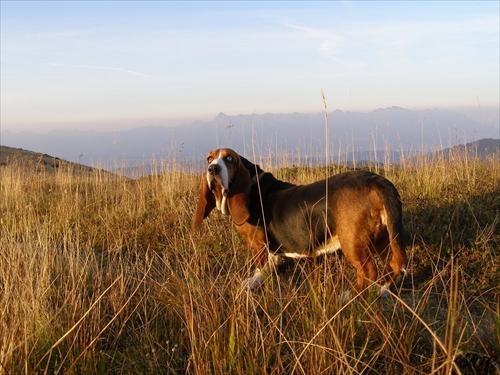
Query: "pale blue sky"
1 1 498 132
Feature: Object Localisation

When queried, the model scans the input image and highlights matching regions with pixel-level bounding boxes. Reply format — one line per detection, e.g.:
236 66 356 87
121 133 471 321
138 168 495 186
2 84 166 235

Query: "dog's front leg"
234 222 277 290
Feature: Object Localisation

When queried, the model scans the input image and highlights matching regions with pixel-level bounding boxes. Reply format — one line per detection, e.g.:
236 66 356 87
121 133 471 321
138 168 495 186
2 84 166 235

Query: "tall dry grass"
0 146 499 374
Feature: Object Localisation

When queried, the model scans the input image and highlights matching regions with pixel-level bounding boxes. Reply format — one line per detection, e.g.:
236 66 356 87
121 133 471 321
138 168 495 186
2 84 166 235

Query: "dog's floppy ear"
227 163 251 226
192 178 216 230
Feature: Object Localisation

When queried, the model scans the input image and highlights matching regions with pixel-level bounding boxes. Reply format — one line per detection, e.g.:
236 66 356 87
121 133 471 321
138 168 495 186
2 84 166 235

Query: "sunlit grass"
0 145 498 374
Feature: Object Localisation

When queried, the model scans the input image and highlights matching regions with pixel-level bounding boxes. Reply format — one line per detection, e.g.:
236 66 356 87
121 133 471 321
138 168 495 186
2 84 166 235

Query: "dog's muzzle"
208 164 221 176
207 159 229 215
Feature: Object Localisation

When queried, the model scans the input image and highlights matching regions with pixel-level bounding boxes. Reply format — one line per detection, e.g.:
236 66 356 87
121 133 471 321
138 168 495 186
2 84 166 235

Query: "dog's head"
192 148 262 229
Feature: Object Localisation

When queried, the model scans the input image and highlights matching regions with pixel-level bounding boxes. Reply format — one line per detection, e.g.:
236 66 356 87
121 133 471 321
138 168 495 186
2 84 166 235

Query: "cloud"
283 12 498 60
282 23 343 58
51 63 148 77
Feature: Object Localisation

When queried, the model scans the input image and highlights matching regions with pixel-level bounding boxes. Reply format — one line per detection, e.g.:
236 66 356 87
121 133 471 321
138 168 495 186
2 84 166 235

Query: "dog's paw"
379 283 391 298
241 269 264 290
342 290 351 304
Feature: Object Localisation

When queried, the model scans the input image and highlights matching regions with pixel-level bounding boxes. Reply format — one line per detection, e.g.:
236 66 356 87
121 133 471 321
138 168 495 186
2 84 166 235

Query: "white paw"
241 269 264 290
379 283 391 298
342 290 351 303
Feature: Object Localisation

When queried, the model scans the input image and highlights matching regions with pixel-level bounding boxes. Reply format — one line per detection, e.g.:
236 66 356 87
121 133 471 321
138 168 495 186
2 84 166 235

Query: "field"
0 145 499 374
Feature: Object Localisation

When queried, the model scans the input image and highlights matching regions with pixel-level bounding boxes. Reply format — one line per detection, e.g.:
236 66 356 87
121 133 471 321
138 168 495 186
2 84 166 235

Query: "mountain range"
1 107 498 171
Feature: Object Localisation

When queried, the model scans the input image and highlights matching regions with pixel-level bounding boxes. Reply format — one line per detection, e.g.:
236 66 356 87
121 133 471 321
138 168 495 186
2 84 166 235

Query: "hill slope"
0 145 108 175
441 138 499 157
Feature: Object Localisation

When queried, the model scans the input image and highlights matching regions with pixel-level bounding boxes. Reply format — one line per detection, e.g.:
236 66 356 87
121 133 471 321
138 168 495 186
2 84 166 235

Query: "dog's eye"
207 156 213 163
226 156 233 163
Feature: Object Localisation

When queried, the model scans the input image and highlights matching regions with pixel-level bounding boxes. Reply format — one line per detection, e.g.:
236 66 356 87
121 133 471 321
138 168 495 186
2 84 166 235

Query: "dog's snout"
208 164 221 175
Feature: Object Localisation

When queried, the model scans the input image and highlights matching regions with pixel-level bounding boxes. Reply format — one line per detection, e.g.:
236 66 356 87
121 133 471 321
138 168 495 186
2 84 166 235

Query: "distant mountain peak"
373 106 405 112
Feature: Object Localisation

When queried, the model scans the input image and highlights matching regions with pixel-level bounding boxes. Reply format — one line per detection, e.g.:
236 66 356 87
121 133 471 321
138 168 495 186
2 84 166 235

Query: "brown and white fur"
193 148 407 297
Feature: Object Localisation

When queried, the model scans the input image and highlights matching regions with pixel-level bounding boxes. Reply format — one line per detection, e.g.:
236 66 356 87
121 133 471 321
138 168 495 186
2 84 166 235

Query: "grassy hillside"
0 147 499 374
0 145 101 175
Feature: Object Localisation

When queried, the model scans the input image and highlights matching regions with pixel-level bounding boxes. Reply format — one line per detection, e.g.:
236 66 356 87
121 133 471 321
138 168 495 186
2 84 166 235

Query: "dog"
192 148 407 297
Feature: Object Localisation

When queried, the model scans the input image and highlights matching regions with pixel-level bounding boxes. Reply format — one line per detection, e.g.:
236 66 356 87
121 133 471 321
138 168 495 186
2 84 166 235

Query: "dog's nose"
208 164 221 175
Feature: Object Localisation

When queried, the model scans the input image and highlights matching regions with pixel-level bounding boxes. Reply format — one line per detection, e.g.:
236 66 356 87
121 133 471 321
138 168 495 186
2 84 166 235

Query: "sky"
1 1 499 133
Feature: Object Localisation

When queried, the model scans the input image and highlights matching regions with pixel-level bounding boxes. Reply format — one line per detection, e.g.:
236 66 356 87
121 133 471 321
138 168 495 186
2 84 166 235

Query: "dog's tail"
382 185 407 277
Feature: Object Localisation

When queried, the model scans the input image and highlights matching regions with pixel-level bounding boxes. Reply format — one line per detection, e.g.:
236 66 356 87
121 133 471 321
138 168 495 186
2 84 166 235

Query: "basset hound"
193 148 407 297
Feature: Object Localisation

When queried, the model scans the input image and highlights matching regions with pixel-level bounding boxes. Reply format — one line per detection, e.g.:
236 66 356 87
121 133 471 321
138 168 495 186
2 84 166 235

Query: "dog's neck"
251 171 266 185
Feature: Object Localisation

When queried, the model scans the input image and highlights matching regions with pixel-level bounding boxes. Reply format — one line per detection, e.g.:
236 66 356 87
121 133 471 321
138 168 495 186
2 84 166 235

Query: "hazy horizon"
2 106 498 135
